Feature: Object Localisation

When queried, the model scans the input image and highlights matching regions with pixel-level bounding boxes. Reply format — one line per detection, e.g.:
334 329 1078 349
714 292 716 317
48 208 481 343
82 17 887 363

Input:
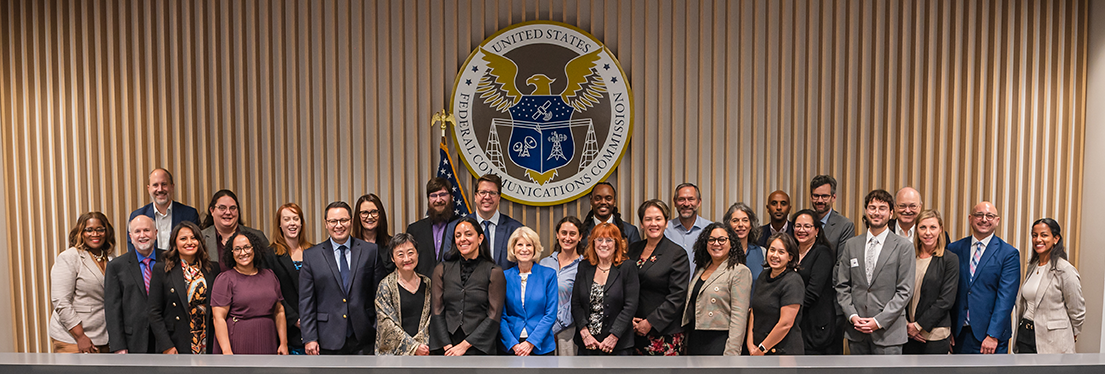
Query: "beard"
428 200 455 223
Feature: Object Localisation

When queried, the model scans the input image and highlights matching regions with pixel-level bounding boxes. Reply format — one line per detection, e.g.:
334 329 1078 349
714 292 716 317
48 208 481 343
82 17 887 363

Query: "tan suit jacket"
681 260 752 355
49 247 113 345
1016 258 1084 353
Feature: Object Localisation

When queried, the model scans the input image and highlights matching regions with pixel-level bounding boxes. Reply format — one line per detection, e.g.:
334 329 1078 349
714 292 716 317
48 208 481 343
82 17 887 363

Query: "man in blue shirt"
664 182 710 280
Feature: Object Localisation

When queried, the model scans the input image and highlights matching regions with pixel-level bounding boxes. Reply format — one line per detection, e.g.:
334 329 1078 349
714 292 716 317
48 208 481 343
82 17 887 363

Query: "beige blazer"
681 260 752 355
1016 257 1084 354
48 247 113 345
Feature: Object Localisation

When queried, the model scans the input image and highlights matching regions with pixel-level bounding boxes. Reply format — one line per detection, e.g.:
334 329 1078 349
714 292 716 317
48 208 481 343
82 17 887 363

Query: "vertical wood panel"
0 0 1088 352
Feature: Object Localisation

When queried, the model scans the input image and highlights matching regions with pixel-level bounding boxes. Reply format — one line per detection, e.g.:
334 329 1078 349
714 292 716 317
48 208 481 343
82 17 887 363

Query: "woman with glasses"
353 193 392 251
573 223 639 355
211 231 288 354
627 199 690 355
791 209 837 354
201 190 269 270
49 212 116 353
682 223 751 355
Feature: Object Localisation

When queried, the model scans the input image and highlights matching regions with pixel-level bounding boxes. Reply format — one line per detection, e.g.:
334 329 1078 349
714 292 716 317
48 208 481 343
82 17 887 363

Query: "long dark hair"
221 231 270 271
202 189 245 228
1030 218 1067 264
692 222 746 270
445 216 492 262
164 221 212 272
352 193 391 246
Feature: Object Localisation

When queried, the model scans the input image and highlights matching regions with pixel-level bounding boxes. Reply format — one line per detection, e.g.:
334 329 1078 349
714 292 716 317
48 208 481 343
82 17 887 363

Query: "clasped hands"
851 316 879 334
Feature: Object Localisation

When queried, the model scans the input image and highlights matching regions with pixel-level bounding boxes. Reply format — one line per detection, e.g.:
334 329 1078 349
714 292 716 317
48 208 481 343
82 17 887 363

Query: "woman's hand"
598 335 619 353
512 341 535 356
75 335 96 353
749 345 764 356
163 347 179 354
277 344 289 355
445 341 471 356
415 344 430 356
633 318 652 336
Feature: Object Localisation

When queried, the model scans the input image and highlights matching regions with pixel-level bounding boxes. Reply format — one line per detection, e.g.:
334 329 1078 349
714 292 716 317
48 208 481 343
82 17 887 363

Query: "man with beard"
835 189 915 355
664 182 711 279
580 182 641 246
810 175 856 258
406 177 460 277
105 215 164 353
127 168 200 251
757 190 794 247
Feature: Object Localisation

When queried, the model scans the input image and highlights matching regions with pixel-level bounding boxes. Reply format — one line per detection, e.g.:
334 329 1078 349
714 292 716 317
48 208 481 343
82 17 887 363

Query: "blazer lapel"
495 216 510 264
870 235 897 282
603 264 622 292
79 251 106 283
171 265 190 309
348 240 365 290
280 253 300 291
124 252 146 296
700 260 728 292
322 240 348 296
638 247 661 274
969 238 1001 289
1034 263 1055 307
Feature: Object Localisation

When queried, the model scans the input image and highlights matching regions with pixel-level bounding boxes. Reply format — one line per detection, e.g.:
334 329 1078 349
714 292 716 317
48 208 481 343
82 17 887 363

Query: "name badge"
850 258 860 268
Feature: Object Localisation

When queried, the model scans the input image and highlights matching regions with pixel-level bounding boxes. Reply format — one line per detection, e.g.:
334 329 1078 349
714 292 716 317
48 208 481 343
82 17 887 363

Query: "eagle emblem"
474 47 608 185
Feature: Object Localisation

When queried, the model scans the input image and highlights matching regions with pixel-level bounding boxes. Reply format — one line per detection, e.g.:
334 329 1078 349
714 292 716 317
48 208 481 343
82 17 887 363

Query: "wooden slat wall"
0 0 1086 353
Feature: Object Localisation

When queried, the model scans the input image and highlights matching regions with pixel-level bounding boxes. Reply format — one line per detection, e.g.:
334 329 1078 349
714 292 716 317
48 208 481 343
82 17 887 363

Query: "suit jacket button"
708 312 714 317
714 287 720 291
343 298 347 303
710 298 716 304
343 315 347 319
175 316 180 321
170 288 175 293
172 302 177 307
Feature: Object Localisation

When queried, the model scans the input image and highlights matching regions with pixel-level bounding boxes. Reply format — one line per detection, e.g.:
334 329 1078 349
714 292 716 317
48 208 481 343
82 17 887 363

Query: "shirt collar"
866 227 891 245
476 211 501 227
895 220 915 237
330 237 351 249
154 201 174 217
135 249 155 263
770 221 790 234
820 209 834 225
592 214 615 226
668 216 709 233
972 233 994 248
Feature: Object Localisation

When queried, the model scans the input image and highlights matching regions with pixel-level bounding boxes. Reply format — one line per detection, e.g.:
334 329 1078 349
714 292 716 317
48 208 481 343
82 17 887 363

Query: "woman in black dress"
791 209 837 354
628 199 690 355
746 232 804 355
428 217 506 355
572 223 639 355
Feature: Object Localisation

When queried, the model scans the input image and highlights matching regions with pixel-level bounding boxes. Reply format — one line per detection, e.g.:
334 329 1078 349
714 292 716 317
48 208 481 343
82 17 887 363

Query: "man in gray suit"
835 189 915 355
810 175 856 258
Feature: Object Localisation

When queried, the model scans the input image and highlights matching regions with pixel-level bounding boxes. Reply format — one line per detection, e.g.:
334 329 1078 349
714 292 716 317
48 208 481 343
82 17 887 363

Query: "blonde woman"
500 227 559 356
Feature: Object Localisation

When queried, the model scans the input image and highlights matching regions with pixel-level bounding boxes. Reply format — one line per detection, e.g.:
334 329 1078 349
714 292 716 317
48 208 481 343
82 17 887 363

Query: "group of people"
49 169 1085 357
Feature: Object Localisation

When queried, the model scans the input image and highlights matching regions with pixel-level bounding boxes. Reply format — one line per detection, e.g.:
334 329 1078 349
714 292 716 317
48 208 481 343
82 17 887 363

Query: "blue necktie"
338 244 350 291
482 220 493 259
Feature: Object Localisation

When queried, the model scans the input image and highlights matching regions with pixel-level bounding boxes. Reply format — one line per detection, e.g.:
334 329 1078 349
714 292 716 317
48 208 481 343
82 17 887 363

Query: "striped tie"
970 241 983 281
141 258 153 293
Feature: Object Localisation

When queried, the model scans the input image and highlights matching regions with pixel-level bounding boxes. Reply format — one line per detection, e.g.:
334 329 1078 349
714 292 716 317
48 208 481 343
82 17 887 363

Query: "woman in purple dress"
212 231 288 354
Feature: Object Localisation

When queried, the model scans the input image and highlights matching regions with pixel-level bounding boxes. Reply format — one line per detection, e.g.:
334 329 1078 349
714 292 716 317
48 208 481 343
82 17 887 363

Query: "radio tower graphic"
578 123 599 172
486 123 507 171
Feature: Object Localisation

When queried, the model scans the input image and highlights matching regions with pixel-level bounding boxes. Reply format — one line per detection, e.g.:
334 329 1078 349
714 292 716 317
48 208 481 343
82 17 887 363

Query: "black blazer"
428 258 506 354
265 250 303 349
406 216 458 277
580 211 643 246
626 237 689 336
572 260 639 352
909 250 960 332
756 223 795 248
796 243 836 349
148 260 221 354
104 249 164 353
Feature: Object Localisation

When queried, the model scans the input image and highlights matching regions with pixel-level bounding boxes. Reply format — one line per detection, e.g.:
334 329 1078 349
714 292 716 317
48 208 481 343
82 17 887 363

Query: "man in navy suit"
300 201 387 355
451 174 523 270
948 201 1020 354
127 168 200 251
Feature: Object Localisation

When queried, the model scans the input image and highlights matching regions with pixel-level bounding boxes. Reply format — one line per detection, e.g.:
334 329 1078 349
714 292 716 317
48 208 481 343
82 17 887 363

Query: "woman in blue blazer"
500 227 559 356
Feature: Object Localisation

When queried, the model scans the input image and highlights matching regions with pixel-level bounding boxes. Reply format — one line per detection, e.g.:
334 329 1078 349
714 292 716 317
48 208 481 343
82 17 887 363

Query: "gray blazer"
49 247 114 345
201 225 269 265
1015 258 1084 354
823 210 856 260
834 231 915 346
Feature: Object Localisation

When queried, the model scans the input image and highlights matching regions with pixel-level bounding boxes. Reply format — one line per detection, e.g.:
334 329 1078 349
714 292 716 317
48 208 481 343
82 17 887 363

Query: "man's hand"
305 341 320 355
114 349 128 354
980 336 998 354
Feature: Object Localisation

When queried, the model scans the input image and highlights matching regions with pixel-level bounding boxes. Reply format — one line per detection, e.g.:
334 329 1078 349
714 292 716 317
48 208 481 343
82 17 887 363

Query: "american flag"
438 141 472 217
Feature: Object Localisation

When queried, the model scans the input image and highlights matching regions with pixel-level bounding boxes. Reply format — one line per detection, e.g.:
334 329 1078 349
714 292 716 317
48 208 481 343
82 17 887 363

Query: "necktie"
482 220 493 259
865 237 878 283
338 245 350 291
970 241 983 281
141 258 153 293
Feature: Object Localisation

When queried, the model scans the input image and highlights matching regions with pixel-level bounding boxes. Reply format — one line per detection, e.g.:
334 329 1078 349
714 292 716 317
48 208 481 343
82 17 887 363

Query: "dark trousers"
954 326 1008 354
321 335 367 355
825 315 846 355
903 337 951 354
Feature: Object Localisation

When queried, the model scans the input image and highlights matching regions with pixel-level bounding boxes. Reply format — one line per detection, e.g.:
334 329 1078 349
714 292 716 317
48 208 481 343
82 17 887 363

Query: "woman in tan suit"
681 222 751 355
1015 218 1084 354
49 212 117 353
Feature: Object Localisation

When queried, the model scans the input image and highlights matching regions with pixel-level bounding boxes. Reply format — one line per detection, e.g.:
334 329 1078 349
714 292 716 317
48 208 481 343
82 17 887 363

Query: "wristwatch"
758 343 767 352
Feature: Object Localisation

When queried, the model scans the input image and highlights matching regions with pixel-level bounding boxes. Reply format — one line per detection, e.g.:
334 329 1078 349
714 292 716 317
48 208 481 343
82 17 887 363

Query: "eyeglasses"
476 190 499 197
971 212 1000 221
83 227 107 234
896 203 920 211
594 237 616 244
706 236 729 245
359 210 380 218
232 245 254 253
429 191 451 200
326 218 352 226
811 193 833 201
215 205 239 213
794 224 815 231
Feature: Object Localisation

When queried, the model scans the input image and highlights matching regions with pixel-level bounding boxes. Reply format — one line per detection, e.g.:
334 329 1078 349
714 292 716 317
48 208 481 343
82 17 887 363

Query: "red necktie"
142 258 152 293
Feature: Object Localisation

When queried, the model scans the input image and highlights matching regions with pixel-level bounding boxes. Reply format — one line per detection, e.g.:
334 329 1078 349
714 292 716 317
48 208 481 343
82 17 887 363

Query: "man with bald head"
105 215 164 353
128 168 200 251
757 190 794 247
947 202 1020 354
888 187 950 243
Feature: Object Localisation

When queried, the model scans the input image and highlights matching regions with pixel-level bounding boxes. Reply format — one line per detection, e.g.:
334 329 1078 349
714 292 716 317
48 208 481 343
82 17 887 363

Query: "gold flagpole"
430 108 456 141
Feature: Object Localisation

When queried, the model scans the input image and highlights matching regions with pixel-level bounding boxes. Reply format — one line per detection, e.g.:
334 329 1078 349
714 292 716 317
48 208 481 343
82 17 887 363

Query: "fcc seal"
451 20 632 206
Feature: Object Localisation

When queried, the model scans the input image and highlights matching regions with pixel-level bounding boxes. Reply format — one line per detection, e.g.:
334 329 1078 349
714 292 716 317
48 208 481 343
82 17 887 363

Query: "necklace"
87 249 106 262
597 266 611 273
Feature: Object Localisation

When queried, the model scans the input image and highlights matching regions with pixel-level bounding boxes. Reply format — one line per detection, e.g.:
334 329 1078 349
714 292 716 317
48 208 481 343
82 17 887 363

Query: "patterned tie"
970 241 983 281
141 258 153 293
338 245 350 291
865 237 878 283
482 220 493 259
